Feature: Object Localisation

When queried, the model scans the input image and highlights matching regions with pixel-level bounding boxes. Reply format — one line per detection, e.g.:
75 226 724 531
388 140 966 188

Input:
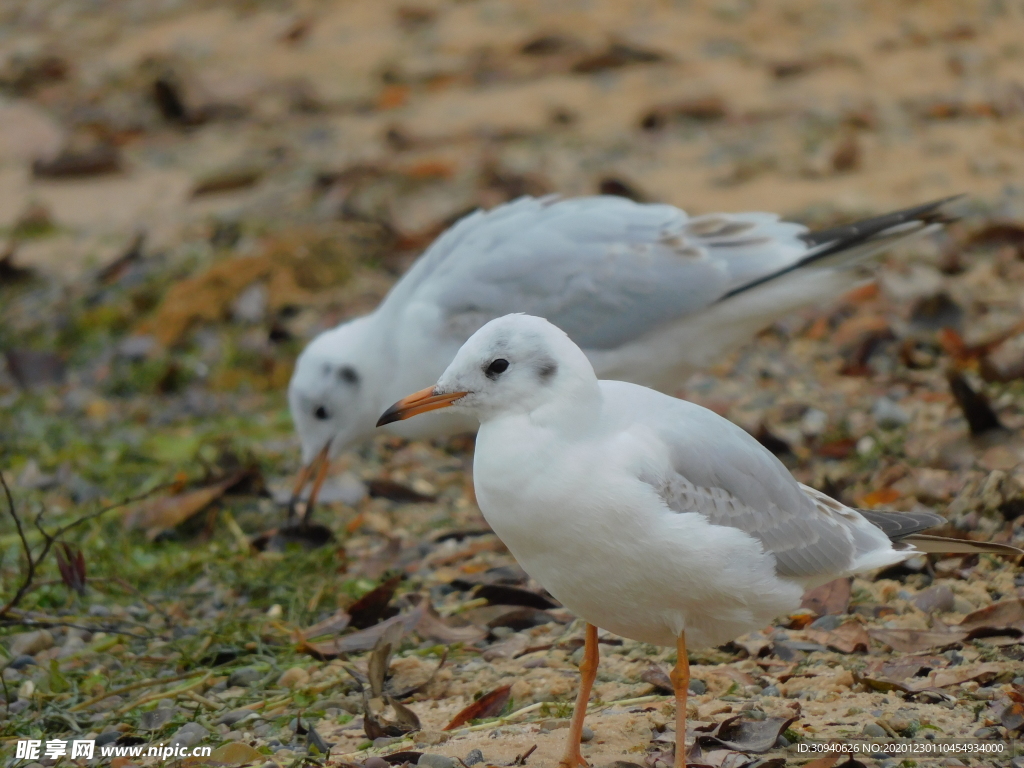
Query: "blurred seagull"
289 194 958 519
377 313 1021 768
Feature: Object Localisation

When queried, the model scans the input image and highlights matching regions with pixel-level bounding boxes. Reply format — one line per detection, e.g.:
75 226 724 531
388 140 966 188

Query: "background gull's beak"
377 386 467 426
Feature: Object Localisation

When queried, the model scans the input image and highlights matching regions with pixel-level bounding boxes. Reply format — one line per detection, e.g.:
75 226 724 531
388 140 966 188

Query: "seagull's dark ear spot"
339 366 359 386
537 359 558 383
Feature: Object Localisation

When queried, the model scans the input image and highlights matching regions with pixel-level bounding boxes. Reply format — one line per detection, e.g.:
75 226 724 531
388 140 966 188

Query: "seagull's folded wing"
631 393 901 582
402 196 811 351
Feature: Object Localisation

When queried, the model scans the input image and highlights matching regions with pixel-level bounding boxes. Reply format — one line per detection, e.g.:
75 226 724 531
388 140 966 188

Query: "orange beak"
377 386 468 426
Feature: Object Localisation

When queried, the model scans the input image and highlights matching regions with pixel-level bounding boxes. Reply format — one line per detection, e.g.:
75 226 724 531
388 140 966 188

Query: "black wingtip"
718 195 966 302
799 194 965 249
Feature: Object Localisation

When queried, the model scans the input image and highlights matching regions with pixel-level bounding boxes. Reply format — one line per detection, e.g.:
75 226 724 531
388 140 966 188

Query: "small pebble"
8 655 37 670
415 730 450 746
539 719 569 732
580 726 595 742
758 685 780 697
862 723 886 738
170 722 208 748
216 709 256 726
418 754 456 768
688 679 707 695
363 758 390 768
95 731 120 747
808 614 843 630
278 666 310 689
228 667 264 687
464 749 484 766
872 397 910 428
9 630 54 657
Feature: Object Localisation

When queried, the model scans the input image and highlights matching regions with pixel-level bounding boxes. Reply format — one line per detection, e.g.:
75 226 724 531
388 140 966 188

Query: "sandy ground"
2 2 1024 768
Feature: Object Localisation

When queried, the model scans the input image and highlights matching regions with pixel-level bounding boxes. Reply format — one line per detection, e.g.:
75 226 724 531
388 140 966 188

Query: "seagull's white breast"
473 415 803 648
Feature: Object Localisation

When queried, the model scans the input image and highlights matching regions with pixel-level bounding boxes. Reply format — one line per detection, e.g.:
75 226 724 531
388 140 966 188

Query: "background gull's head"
288 316 377 464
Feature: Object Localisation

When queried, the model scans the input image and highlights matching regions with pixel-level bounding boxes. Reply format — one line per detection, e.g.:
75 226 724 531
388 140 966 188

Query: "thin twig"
113 672 212 715
68 669 209 713
0 470 36 617
184 690 224 710
0 474 170 618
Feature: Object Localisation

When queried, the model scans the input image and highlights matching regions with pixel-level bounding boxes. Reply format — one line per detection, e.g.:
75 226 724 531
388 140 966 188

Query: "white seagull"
377 314 1020 768
288 194 957 518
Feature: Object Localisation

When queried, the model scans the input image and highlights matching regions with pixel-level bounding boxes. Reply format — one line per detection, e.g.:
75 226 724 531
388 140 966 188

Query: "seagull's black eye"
485 358 509 379
339 366 359 385
313 405 330 420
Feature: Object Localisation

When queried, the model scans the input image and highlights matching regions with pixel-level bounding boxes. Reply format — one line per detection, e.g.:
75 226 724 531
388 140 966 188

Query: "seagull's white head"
377 314 596 426
288 316 378 465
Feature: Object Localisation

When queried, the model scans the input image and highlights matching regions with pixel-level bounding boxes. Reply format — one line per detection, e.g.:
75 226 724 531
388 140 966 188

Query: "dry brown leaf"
861 661 1004 693
297 596 482 660
860 488 901 508
411 594 487 645
298 609 424 659
732 630 772 658
866 627 967 654
959 599 1024 635
805 621 870 653
482 632 530 661
698 714 798 753
123 474 242 540
347 574 402 629
1000 694 1024 731
800 578 851 616
141 226 380 345
443 685 512 730
706 666 757 687
639 664 674 694
295 609 351 641
906 662 1004 691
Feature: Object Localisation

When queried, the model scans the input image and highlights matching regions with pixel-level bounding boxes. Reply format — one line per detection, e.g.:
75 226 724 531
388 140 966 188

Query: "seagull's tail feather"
857 508 1023 556
719 195 963 301
856 508 944 539
899 534 1023 557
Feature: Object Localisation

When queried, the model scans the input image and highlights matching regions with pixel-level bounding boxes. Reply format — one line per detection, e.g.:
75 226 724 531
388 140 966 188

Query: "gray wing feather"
405 196 811 350
620 387 888 579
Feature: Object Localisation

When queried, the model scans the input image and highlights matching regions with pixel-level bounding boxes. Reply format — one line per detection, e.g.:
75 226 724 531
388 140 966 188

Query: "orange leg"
670 632 689 768
559 623 599 768
287 462 314 521
302 451 331 525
